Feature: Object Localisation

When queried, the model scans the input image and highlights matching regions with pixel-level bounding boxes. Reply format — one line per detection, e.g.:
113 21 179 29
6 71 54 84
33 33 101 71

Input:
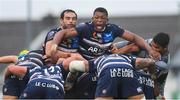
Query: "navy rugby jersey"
26 64 64 91
44 27 79 53
76 22 125 60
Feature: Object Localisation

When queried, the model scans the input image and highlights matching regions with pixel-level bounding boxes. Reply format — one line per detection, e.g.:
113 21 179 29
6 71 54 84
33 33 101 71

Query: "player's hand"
110 44 119 53
51 44 58 55
149 49 161 60
43 55 54 64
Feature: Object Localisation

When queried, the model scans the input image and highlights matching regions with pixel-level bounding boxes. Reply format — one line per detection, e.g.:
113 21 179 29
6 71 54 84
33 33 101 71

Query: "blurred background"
0 0 180 99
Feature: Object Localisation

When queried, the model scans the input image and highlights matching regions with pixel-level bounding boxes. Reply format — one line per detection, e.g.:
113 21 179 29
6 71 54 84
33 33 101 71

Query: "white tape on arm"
69 60 86 73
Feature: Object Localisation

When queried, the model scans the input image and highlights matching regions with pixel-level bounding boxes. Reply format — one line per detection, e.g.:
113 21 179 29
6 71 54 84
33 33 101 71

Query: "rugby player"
43 9 83 63
42 9 84 98
6 61 65 99
111 32 170 99
2 49 44 99
1 50 29 99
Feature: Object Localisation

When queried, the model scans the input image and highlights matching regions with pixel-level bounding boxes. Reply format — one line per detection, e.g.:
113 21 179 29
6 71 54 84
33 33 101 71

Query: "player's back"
28 64 64 87
92 54 135 76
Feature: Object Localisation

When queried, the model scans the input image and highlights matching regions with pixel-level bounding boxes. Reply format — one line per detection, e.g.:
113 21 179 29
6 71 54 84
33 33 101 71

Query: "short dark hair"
93 7 108 17
153 32 170 48
60 9 77 19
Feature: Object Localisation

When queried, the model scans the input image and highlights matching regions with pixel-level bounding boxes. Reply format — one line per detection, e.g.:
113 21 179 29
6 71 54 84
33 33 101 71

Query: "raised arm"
121 30 160 60
111 43 140 54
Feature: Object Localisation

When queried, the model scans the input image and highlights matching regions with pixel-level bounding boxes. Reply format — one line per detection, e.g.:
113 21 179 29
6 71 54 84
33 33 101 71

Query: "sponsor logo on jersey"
110 68 134 78
48 31 55 37
35 81 60 90
102 89 107 94
103 32 113 43
138 76 154 87
137 87 143 93
62 37 79 48
88 46 103 54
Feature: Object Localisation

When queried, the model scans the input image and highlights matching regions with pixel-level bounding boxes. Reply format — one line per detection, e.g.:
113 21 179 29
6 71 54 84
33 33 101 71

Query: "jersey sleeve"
75 22 89 37
113 40 130 49
112 24 125 37
43 29 58 53
44 30 57 43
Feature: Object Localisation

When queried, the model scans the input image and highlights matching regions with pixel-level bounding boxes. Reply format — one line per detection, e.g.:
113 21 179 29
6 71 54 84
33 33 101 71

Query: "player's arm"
45 40 54 58
6 65 27 79
45 40 71 63
50 28 78 57
135 58 156 79
111 43 140 54
121 30 160 60
0 55 18 64
135 58 155 69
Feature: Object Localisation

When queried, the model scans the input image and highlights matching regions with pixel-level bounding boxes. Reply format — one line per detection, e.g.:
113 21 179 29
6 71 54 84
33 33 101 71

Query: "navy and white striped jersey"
44 27 79 53
3 49 45 98
27 64 64 91
89 54 136 77
16 49 45 69
76 22 125 60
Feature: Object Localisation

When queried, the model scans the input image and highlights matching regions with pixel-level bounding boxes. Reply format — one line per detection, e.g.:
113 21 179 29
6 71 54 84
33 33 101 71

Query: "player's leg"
2 76 20 100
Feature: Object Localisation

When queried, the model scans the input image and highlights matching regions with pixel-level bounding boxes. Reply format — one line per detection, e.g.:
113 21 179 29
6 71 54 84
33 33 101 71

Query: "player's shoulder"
47 27 61 36
106 23 123 29
29 49 44 55
77 22 90 27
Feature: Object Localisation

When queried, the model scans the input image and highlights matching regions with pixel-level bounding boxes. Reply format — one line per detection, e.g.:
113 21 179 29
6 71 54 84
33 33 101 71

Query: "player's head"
151 32 170 54
60 9 77 29
92 7 108 32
